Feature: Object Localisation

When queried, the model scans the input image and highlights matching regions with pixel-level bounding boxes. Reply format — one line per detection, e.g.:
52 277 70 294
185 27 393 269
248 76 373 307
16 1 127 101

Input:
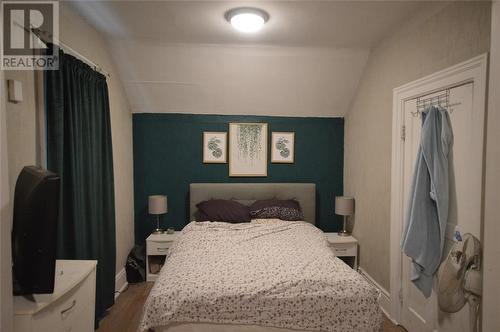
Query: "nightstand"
146 232 180 282
324 233 358 270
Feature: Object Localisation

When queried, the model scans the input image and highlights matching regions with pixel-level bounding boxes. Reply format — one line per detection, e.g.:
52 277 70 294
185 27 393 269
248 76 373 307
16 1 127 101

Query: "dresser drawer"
14 261 97 332
32 269 95 332
330 243 357 257
62 303 94 332
27 272 95 332
147 240 173 255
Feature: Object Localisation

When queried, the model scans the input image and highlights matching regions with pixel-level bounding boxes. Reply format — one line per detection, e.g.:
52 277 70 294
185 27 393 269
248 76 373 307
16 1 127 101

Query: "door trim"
389 53 488 324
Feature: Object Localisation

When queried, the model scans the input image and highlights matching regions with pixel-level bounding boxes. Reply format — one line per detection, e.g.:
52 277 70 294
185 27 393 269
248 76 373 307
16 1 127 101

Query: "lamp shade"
148 195 167 215
335 196 354 216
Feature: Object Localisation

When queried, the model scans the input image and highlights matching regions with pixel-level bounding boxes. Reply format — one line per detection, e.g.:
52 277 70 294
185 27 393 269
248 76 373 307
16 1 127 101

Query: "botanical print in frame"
203 132 227 163
229 123 268 177
271 132 295 163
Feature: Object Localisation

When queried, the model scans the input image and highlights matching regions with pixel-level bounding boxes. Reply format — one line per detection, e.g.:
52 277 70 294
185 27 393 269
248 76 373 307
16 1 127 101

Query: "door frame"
389 53 488 324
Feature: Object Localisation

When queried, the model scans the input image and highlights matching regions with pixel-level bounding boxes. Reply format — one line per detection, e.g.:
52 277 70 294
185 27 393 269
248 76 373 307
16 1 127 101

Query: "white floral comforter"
139 220 382 332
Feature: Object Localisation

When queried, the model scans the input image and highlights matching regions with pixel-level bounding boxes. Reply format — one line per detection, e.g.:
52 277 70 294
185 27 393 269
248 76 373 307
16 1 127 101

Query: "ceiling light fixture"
225 8 269 33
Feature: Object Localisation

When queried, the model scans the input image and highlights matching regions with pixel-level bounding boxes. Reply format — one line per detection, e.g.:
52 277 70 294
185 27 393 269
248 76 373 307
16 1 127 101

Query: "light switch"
7 79 23 103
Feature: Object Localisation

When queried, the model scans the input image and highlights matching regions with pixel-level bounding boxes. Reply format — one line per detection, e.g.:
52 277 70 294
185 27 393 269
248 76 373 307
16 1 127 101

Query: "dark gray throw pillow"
249 199 304 221
196 199 251 223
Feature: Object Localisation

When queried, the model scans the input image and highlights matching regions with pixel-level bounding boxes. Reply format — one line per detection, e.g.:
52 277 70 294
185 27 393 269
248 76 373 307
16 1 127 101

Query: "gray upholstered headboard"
189 183 316 224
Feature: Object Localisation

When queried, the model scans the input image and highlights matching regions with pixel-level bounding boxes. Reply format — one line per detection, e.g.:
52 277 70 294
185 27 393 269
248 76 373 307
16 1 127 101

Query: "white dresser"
14 260 97 332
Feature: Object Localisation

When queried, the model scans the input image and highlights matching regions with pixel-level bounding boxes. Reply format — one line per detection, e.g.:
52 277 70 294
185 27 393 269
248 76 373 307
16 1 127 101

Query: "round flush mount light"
225 7 269 33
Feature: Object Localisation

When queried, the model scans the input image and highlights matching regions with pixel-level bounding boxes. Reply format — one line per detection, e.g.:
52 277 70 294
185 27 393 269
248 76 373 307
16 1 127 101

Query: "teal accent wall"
133 113 344 244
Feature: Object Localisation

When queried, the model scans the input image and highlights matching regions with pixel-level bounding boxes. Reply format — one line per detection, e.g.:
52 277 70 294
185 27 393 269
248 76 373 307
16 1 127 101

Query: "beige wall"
4 71 37 192
110 41 369 117
344 1 491 291
60 2 134 278
482 1 500 330
0 65 13 332
1 63 38 332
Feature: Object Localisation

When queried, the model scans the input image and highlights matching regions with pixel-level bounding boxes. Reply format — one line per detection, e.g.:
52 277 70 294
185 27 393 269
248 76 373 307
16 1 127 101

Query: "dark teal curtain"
45 47 116 324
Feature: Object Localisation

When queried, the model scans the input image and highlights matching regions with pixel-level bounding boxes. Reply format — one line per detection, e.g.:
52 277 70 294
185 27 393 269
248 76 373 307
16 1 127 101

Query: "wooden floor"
97 282 406 332
98 282 154 332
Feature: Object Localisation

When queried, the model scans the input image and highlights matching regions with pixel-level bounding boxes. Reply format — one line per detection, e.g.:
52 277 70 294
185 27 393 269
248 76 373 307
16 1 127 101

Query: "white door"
400 82 484 332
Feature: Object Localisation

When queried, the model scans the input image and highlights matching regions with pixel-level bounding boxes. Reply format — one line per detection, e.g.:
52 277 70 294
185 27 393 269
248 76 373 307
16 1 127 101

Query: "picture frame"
271 132 295 163
203 132 227 163
229 123 268 177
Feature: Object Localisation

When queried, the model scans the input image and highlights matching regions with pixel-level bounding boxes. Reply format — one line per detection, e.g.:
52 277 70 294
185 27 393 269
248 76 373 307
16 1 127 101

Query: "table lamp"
149 195 167 234
335 196 354 236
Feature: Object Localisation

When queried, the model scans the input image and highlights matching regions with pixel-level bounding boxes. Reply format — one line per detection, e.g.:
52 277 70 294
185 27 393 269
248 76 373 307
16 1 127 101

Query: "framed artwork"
271 132 295 163
229 123 268 177
203 132 227 163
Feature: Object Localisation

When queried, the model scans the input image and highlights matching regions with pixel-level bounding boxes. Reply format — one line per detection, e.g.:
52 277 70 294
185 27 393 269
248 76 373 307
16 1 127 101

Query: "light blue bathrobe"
401 106 453 297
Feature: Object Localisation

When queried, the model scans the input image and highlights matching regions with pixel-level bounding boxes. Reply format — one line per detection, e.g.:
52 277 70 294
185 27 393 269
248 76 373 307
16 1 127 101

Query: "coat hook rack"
411 89 461 117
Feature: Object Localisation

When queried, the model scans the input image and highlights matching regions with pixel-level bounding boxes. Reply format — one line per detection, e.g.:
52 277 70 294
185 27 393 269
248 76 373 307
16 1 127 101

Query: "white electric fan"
437 233 482 332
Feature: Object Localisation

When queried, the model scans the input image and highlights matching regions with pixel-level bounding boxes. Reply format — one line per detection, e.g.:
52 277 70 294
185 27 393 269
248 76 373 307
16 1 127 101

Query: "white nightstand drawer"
147 240 173 255
330 244 357 257
146 232 180 282
324 233 358 269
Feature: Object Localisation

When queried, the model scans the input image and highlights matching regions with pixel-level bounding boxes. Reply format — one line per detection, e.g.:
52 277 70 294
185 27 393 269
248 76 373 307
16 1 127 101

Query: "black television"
12 166 60 295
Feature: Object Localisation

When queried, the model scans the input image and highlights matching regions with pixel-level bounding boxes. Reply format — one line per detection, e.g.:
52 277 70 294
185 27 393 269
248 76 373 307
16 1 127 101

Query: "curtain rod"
30 26 111 78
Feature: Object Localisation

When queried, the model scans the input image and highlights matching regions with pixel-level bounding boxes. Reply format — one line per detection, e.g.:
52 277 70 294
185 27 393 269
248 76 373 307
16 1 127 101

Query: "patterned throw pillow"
249 199 304 221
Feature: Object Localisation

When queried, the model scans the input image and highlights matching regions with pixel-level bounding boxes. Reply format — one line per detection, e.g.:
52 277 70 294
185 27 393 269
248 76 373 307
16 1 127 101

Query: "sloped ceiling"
69 1 425 117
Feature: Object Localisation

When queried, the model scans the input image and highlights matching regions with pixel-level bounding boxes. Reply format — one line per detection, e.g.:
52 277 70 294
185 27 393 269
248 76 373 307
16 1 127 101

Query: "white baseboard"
115 268 128 300
358 267 394 323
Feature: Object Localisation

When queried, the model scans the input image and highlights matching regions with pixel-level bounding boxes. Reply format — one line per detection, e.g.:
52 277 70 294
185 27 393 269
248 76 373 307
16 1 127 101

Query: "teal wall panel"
133 113 344 244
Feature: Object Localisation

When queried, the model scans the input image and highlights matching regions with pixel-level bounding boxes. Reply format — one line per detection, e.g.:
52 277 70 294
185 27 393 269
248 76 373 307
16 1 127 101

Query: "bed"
139 183 382 332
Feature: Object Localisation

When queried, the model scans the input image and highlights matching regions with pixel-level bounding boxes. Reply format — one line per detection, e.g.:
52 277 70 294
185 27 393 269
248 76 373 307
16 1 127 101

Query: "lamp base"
338 216 351 236
153 215 164 234
338 229 351 236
